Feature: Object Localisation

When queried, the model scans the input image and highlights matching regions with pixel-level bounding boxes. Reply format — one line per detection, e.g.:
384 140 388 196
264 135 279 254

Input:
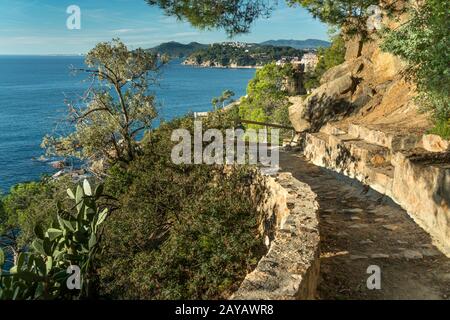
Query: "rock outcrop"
288 1 450 256
289 1 430 134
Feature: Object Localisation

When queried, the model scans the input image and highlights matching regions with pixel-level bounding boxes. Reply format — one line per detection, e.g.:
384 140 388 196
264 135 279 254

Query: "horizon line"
0 38 330 56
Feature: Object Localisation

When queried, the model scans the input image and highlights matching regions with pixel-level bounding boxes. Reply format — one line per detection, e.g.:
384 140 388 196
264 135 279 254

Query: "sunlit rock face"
288 0 429 135
288 0 449 257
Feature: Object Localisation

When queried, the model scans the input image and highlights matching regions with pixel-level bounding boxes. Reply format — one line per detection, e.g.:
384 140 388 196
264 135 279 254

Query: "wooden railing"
238 119 299 132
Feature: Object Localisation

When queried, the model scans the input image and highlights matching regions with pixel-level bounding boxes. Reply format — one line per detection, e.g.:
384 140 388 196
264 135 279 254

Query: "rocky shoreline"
182 59 260 69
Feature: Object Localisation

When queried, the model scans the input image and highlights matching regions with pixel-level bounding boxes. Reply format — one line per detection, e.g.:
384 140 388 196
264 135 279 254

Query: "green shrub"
98 114 265 299
238 62 293 135
0 180 109 300
1 177 73 255
429 119 450 140
381 0 450 134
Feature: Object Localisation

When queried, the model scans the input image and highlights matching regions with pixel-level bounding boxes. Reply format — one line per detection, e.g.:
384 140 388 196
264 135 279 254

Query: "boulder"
345 36 362 61
50 160 67 169
320 57 364 85
369 46 404 84
289 74 356 132
289 96 310 132
421 134 450 152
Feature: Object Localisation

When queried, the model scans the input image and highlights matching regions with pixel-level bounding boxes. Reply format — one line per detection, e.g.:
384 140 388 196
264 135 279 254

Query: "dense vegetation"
150 40 329 61
1 110 265 300
0 41 265 300
99 112 264 299
238 62 293 134
185 43 305 67
382 0 450 138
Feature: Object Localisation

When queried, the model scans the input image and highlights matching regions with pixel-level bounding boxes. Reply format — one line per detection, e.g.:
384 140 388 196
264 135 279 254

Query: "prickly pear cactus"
0 180 109 300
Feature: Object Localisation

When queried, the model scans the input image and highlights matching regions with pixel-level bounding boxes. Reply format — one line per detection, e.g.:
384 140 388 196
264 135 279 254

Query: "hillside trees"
239 62 293 129
212 90 235 110
42 39 165 165
187 43 305 67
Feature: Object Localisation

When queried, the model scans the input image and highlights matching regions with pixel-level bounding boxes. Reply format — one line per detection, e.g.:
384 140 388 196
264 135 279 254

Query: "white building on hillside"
300 52 319 72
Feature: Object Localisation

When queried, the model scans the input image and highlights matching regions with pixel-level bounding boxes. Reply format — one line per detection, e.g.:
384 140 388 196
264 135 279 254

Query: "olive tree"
42 39 165 165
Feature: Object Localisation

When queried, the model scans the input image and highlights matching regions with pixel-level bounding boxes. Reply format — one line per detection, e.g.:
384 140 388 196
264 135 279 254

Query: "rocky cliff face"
289 0 430 135
288 1 450 256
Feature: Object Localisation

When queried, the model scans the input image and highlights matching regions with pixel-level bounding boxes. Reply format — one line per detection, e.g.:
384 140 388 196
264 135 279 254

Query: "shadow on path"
279 150 450 300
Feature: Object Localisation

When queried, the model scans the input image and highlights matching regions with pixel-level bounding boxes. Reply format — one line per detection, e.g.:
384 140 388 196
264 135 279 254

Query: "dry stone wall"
231 172 320 300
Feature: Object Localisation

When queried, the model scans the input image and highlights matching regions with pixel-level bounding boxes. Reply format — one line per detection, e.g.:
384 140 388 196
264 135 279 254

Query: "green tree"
186 42 305 67
149 0 377 41
381 0 450 137
239 63 293 125
42 39 164 165
288 0 378 39
212 90 235 110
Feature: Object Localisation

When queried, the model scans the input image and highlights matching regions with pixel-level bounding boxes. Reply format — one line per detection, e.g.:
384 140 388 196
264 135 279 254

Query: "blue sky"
0 0 329 55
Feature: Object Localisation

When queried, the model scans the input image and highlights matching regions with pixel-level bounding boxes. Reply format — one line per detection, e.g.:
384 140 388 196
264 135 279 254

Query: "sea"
0 56 256 193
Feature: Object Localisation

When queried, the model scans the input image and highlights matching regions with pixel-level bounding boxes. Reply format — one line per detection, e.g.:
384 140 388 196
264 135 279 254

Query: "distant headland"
148 39 330 68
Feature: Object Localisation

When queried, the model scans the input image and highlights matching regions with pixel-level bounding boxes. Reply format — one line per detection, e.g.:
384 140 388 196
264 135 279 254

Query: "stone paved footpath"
279 150 450 300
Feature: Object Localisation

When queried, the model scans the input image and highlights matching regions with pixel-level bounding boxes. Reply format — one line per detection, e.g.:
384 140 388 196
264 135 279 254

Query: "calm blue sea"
0 56 255 193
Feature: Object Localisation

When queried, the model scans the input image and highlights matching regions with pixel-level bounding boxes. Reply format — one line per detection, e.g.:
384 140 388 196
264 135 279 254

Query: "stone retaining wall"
302 126 450 256
231 172 320 300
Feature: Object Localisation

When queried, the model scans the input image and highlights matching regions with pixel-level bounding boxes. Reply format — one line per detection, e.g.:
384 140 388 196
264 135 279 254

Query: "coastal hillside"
1 0 448 304
183 42 305 68
149 39 328 61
